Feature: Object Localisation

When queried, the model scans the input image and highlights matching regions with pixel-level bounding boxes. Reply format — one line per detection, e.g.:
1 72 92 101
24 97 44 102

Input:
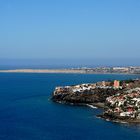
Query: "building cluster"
54 79 140 96
74 66 140 74
54 79 140 121
54 80 122 95
105 88 140 119
54 84 96 95
54 86 71 95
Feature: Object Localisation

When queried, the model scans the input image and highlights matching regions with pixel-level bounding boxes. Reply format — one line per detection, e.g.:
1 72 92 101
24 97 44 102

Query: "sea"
0 73 140 140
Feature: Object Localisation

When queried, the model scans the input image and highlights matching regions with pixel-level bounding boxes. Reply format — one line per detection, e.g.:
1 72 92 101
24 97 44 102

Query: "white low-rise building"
120 112 135 118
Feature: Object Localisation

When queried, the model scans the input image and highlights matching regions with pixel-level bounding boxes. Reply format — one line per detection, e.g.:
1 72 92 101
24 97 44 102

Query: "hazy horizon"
0 58 140 69
0 0 140 66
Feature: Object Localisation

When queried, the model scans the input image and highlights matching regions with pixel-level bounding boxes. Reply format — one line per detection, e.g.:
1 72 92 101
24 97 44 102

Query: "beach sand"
0 69 86 73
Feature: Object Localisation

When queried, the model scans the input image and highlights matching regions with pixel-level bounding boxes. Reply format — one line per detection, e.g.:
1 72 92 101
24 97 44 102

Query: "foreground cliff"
52 83 121 106
52 79 140 123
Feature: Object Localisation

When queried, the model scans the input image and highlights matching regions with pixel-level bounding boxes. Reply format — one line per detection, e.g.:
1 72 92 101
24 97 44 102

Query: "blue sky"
0 0 140 66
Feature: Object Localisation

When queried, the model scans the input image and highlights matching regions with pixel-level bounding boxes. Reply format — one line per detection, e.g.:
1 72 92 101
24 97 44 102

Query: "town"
104 87 140 121
52 79 140 123
73 66 140 74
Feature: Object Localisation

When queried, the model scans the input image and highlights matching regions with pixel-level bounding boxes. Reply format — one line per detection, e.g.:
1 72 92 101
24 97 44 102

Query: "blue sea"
1 73 140 140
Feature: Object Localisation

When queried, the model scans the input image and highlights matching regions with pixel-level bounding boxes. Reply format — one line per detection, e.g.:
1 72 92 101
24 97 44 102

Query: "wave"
86 104 97 109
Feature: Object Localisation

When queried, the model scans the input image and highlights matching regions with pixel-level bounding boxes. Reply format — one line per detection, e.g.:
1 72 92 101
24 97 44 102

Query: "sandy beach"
0 69 86 74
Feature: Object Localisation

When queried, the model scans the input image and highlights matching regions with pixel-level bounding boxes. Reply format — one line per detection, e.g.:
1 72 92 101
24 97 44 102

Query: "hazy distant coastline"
0 67 140 74
0 69 85 74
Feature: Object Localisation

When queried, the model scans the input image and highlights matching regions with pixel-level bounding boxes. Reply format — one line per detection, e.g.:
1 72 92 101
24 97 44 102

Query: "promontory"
52 79 140 123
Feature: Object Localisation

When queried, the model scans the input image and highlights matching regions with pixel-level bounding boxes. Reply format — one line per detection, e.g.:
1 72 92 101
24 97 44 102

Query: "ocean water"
0 73 140 140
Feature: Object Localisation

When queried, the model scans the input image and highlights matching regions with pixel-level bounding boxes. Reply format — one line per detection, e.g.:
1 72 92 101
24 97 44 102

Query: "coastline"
54 100 140 124
0 69 139 75
97 114 140 124
52 79 140 124
0 69 85 74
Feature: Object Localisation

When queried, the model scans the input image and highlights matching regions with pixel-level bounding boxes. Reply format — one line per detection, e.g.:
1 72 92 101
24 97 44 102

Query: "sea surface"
0 73 140 140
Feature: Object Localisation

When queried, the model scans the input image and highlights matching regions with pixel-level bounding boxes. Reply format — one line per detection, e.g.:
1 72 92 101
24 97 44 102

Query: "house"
114 80 120 88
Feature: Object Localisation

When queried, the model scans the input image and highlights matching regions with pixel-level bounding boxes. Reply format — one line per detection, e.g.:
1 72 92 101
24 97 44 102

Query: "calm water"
0 73 140 140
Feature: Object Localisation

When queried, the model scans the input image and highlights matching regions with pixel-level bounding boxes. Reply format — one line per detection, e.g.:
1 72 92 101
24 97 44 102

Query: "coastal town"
0 66 140 74
52 79 140 123
73 66 140 74
104 87 140 121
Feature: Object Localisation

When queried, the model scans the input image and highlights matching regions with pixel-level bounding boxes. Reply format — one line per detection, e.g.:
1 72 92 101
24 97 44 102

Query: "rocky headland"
52 79 140 123
52 83 120 107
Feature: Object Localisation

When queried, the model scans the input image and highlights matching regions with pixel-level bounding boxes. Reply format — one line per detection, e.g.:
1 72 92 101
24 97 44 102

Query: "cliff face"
52 85 121 104
52 80 140 123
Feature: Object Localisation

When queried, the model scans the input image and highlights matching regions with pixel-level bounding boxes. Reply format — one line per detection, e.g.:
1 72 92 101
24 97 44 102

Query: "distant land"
0 69 85 74
0 66 140 74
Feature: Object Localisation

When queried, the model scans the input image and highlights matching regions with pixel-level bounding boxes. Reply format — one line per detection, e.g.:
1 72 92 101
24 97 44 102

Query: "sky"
0 0 140 67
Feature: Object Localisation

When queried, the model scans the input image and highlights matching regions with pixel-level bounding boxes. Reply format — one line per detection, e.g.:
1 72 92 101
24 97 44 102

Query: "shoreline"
54 101 140 124
0 69 139 75
52 79 140 124
0 69 85 74
97 114 140 124
55 100 140 124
